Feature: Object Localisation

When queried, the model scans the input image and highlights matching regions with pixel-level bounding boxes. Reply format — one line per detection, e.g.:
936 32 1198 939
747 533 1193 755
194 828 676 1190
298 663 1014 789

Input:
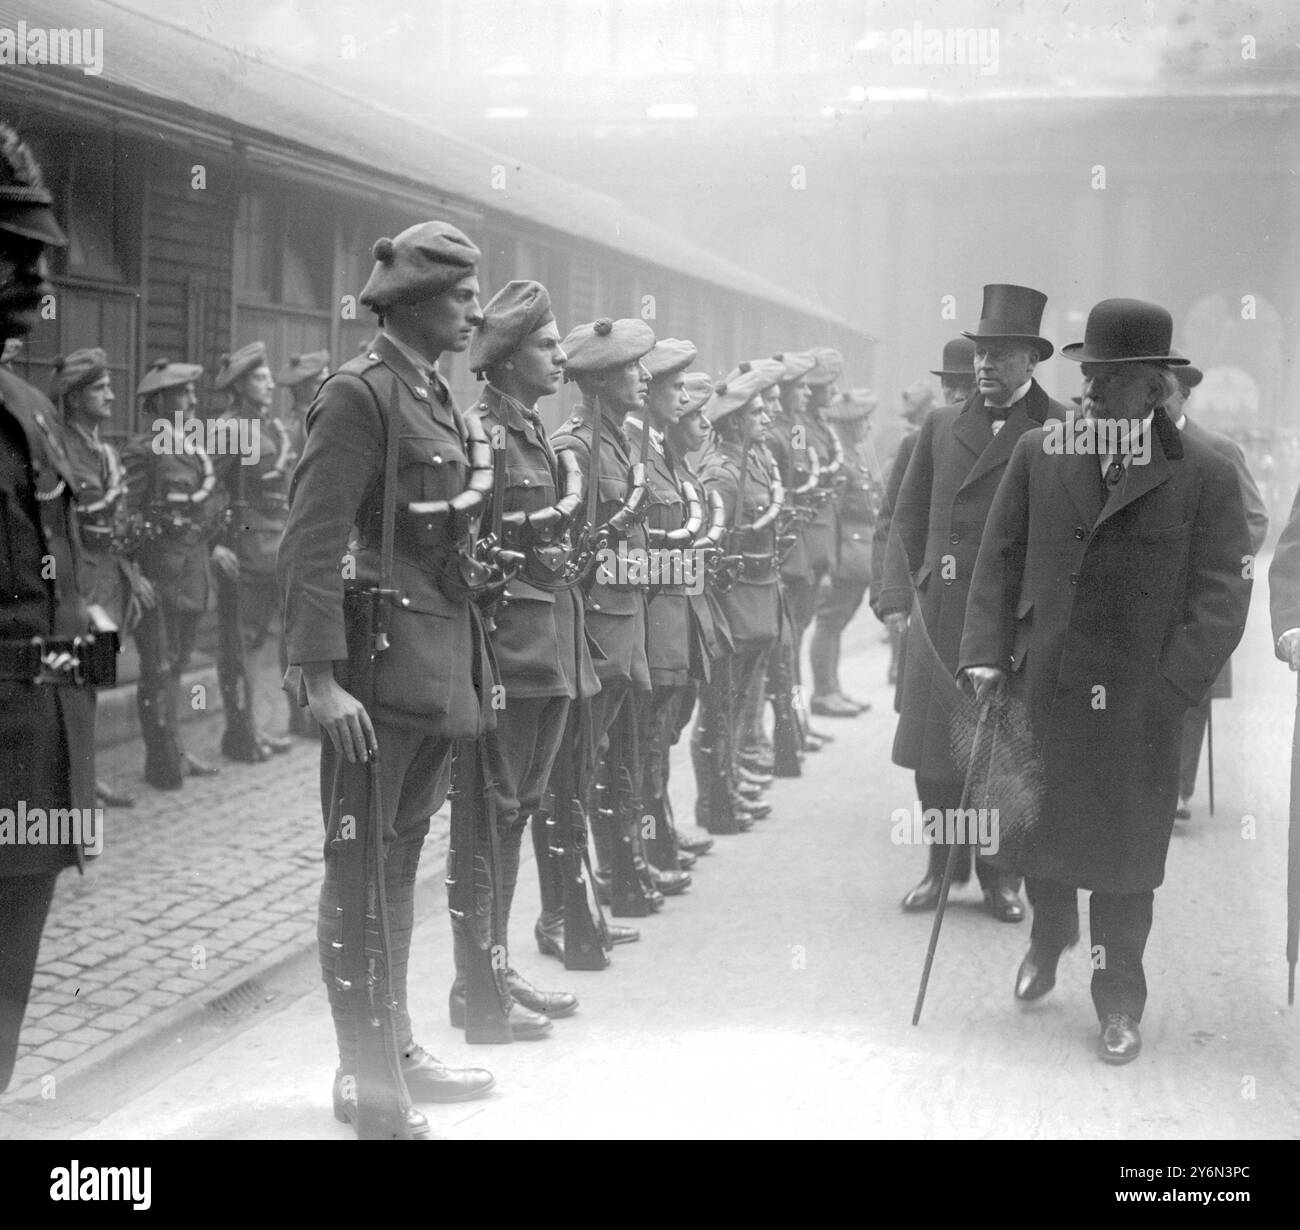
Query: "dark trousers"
916 774 1003 892
133 598 201 782
317 721 452 1067
783 565 830 686
0 873 58 1092
810 574 868 697
642 684 687 806
1025 877 1155 1022
1178 697 1211 800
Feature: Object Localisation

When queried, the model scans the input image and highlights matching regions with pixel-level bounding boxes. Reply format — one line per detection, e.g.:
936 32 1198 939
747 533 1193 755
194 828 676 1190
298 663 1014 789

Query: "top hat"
1060 299 1189 366
930 336 976 379
961 284 1053 360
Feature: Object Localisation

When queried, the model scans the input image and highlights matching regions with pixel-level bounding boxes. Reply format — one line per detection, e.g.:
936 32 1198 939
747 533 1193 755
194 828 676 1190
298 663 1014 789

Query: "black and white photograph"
0 0 1297 1185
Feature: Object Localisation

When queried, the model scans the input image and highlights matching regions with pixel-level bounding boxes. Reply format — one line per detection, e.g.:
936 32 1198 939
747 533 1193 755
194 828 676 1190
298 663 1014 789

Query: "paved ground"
2 566 1298 1139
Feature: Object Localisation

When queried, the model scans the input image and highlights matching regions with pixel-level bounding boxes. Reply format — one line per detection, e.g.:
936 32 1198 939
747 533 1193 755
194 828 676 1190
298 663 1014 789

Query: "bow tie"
987 405 1010 422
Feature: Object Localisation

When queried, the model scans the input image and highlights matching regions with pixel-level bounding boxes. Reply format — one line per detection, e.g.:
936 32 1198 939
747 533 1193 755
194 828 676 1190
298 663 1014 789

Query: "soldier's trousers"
317 722 452 1068
810 574 868 698
641 683 689 866
133 597 201 784
1178 696 1212 800
781 565 830 685
0 872 58 1092
915 775 1003 892
1025 878 1155 1022
692 647 767 832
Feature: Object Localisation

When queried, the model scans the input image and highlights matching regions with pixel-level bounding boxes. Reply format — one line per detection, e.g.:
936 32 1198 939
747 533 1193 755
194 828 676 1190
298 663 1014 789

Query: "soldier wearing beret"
279 219 496 1136
809 387 880 718
120 360 225 789
464 279 599 1025
624 338 705 886
210 341 294 762
551 317 664 916
692 365 783 835
0 122 106 1090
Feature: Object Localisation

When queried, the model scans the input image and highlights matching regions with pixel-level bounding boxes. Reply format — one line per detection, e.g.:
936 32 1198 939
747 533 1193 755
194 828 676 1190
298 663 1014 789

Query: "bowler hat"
930 336 976 378
1060 299 1188 366
961 284 1053 360
1169 350 1202 389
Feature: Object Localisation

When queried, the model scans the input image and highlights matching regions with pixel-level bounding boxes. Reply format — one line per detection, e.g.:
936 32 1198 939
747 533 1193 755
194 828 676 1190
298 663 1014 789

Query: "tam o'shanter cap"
470 280 556 374
644 338 698 382
805 347 844 387
561 317 656 376
359 221 480 313
0 122 66 247
214 341 270 391
680 372 715 416
704 364 771 424
49 348 110 401
276 349 330 386
136 358 204 398
961 284 1053 360
1059 299 1188 366
931 336 976 378
771 351 817 383
826 387 879 422
724 358 786 394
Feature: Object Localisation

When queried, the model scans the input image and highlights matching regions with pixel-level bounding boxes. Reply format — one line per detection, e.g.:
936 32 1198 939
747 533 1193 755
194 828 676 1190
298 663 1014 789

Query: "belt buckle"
31 635 84 686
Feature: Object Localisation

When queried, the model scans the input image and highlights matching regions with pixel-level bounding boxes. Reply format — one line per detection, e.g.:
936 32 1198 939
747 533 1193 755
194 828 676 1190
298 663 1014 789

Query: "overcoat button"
1074 527 1085 540
949 533 959 544
1070 572 1078 584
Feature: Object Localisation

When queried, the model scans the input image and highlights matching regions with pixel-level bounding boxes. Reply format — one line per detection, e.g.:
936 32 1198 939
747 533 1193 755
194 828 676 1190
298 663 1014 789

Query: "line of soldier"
268 218 883 1138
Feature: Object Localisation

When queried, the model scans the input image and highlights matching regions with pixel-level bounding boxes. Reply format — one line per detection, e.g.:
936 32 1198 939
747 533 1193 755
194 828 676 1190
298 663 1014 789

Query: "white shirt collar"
984 378 1032 411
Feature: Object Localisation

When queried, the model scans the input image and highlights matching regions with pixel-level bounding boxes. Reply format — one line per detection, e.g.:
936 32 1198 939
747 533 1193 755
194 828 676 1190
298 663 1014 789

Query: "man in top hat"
210 342 295 762
463 279 601 1026
1165 358 1269 819
279 220 496 1137
50 348 150 807
551 317 663 916
960 298 1252 1063
881 285 1070 923
625 337 707 885
0 122 105 1091
809 386 879 717
121 359 225 789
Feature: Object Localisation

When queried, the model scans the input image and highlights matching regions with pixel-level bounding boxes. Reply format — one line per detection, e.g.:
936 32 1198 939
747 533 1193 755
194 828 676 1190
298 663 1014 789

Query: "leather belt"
0 636 95 685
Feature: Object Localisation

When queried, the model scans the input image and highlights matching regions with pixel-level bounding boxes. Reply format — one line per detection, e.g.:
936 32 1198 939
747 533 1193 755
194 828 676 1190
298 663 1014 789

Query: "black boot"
901 842 950 912
138 684 183 789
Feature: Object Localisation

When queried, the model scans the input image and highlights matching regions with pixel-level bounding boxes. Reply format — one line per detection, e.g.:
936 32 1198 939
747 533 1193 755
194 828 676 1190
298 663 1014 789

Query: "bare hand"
303 667 376 764
211 544 240 580
963 665 1005 701
129 572 156 610
884 612 908 634
1279 628 1300 671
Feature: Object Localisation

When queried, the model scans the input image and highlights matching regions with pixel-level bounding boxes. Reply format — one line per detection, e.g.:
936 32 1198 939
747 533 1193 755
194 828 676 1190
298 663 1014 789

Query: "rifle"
332 379 415 1139
214 421 260 751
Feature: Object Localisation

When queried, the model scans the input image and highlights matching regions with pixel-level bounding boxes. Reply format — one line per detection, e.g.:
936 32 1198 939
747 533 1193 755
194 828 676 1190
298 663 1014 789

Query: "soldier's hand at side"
129 572 156 611
303 664 376 764
884 612 908 634
1278 628 1300 671
211 544 240 579
963 666 1005 701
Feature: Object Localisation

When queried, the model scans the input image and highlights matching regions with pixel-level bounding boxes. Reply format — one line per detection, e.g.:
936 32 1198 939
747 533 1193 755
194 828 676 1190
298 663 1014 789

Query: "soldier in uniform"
464 279 598 1030
809 387 879 718
279 220 496 1136
551 318 664 917
50 348 148 807
211 342 292 761
880 285 1070 922
693 364 784 835
625 338 703 885
121 360 225 789
0 123 105 1090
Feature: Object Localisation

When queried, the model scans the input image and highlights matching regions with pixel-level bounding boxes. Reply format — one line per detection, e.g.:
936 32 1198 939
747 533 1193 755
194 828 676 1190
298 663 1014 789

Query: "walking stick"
1206 704 1215 817
912 691 996 1027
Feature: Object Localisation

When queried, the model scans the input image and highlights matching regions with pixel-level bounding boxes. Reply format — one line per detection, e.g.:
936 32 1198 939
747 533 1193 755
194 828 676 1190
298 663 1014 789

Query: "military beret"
137 358 204 398
723 358 787 394
805 347 845 387
825 387 879 422
643 338 698 382
772 351 817 383
49 348 110 402
470 280 556 375
214 341 270 391
680 372 715 416
703 364 772 424
359 221 481 313
561 317 656 376
0 122 66 247
276 349 331 387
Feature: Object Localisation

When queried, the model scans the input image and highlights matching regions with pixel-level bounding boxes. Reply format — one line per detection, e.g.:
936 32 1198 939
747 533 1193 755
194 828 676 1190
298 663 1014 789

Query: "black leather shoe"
837 690 871 712
1099 1013 1142 1063
505 969 578 1018
738 754 775 776
96 780 137 807
1014 942 1064 1001
594 874 664 912
802 733 825 753
983 883 1026 923
536 918 621 963
736 779 767 800
735 765 773 787
667 848 698 870
649 866 691 895
734 795 772 820
144 763 183 791
332 1073 432 1139
677 834 714 857
901 874 942 912
183 752 219 776
400 1044 496 1102
259 733 293 755
448 987 552 1040
811 693 861 718
605 923 640 945
222 731 270 763
807 724 834 744
1175 798 1191 820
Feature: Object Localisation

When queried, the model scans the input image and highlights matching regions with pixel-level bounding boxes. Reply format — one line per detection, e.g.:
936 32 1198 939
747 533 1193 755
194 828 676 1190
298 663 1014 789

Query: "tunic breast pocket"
505 462 555 515
400 433 467 504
